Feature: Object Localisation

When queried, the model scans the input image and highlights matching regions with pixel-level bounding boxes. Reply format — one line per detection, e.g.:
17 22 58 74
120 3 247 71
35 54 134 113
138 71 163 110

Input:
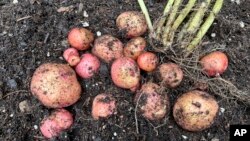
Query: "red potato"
173 90 219 132
68 27 94 50
92 93 116 120
75 53 100 79
158 63 183 88
30 63 81 108
92 35 124 63
63 48 80 66
116 11 148 38
124 37 146 60
135 82 169 120
137 52 158 72
200 51 228 77
40 109 73 139
111 57 140 89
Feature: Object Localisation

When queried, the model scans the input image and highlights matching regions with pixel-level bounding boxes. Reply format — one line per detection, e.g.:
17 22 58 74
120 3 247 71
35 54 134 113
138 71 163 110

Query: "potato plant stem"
179 0 211 48
164 0 197 49
138 0 153 33
162 0 182 47
186 0 224 56
155 0 174 39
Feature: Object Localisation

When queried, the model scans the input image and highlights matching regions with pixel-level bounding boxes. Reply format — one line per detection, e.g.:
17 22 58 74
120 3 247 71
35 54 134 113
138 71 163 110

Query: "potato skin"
173 90 219 132
68 27 94 50
63 48 80 66
91 93 116 120
75 53 100 79
134 82 169 120
92 35 124 63
158 63 183 88
40 109 73 138
124 37 146 60
116 11 147 38
111 57 140 89
137 52 158 72
30 63 81 108
200 51 228 77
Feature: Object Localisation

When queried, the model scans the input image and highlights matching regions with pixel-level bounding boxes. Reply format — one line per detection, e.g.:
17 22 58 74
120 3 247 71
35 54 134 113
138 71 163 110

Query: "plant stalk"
185 0 224 56
138 0 153 33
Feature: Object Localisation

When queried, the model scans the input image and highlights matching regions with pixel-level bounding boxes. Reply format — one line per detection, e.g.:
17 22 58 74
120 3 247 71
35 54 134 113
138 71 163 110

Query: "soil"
0 0 249 141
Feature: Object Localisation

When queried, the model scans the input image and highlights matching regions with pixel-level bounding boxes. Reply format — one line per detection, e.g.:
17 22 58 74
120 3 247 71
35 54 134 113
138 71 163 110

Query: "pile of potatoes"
30 10 228 139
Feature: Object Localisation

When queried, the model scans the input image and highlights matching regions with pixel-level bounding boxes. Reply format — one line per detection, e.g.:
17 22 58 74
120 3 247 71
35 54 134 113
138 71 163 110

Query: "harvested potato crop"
30 63 81 108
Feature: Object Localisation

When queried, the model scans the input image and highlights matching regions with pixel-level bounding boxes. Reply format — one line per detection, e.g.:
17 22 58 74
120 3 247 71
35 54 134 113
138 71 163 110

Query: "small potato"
68 27 94 50
40 109 73 139
92 93 116 120
63 48 80 66
75 53 100 79
92 35 124 63
111 57 140 89
124 37 146 60
158 63 183 88
200 51 228 77
134 82 169 120
173 90 219 132
30 63 81 108
137 52 158 72
116 11 147 38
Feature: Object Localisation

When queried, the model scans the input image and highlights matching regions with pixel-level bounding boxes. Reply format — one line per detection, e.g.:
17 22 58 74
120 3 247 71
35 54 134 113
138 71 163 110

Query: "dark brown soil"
0 0 249 141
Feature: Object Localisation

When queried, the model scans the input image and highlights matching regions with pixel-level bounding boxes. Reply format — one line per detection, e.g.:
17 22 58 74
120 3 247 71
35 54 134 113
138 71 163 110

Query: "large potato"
173 90 219 132
30 63 81 108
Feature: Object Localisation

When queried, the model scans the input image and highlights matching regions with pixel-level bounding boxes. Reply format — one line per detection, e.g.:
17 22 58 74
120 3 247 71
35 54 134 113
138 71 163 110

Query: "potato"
40 109 73 139
137 52 158 72
63 48 80 66
92 35 124 63
68 27 94 50
173 90 219 132
30 63 81 108
116 11 147 38
111 57 140 89
124 37 146 60
91 93 116 120
75 53 100 79
200 51 228 77
158 63 183 88
134 82 169 120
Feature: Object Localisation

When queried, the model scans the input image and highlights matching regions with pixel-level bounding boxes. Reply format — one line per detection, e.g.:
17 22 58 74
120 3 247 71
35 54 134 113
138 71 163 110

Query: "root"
170 46 250 105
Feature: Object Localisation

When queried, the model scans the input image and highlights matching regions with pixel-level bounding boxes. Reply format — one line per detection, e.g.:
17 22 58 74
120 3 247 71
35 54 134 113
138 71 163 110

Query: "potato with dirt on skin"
137 52 158 72
92 93 116 120
116 11 148 38
173 90 219 132
134 82 170 120
157 63 183 88
124 37 146 60
92 35 124 63
111 57 140 90
200 51 228 77
63 48 80 66
40 109 73 139
75 53 100 79
68 27 94 50
30 63 81 108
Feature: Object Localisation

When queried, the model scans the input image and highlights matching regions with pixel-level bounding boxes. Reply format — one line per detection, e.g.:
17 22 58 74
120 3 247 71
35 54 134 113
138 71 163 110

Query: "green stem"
177 12 196 42
162 0 182 47
138 0 153 33
155 0 174 40
185 0 224 56
164 0 197 48
179 0 211 48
